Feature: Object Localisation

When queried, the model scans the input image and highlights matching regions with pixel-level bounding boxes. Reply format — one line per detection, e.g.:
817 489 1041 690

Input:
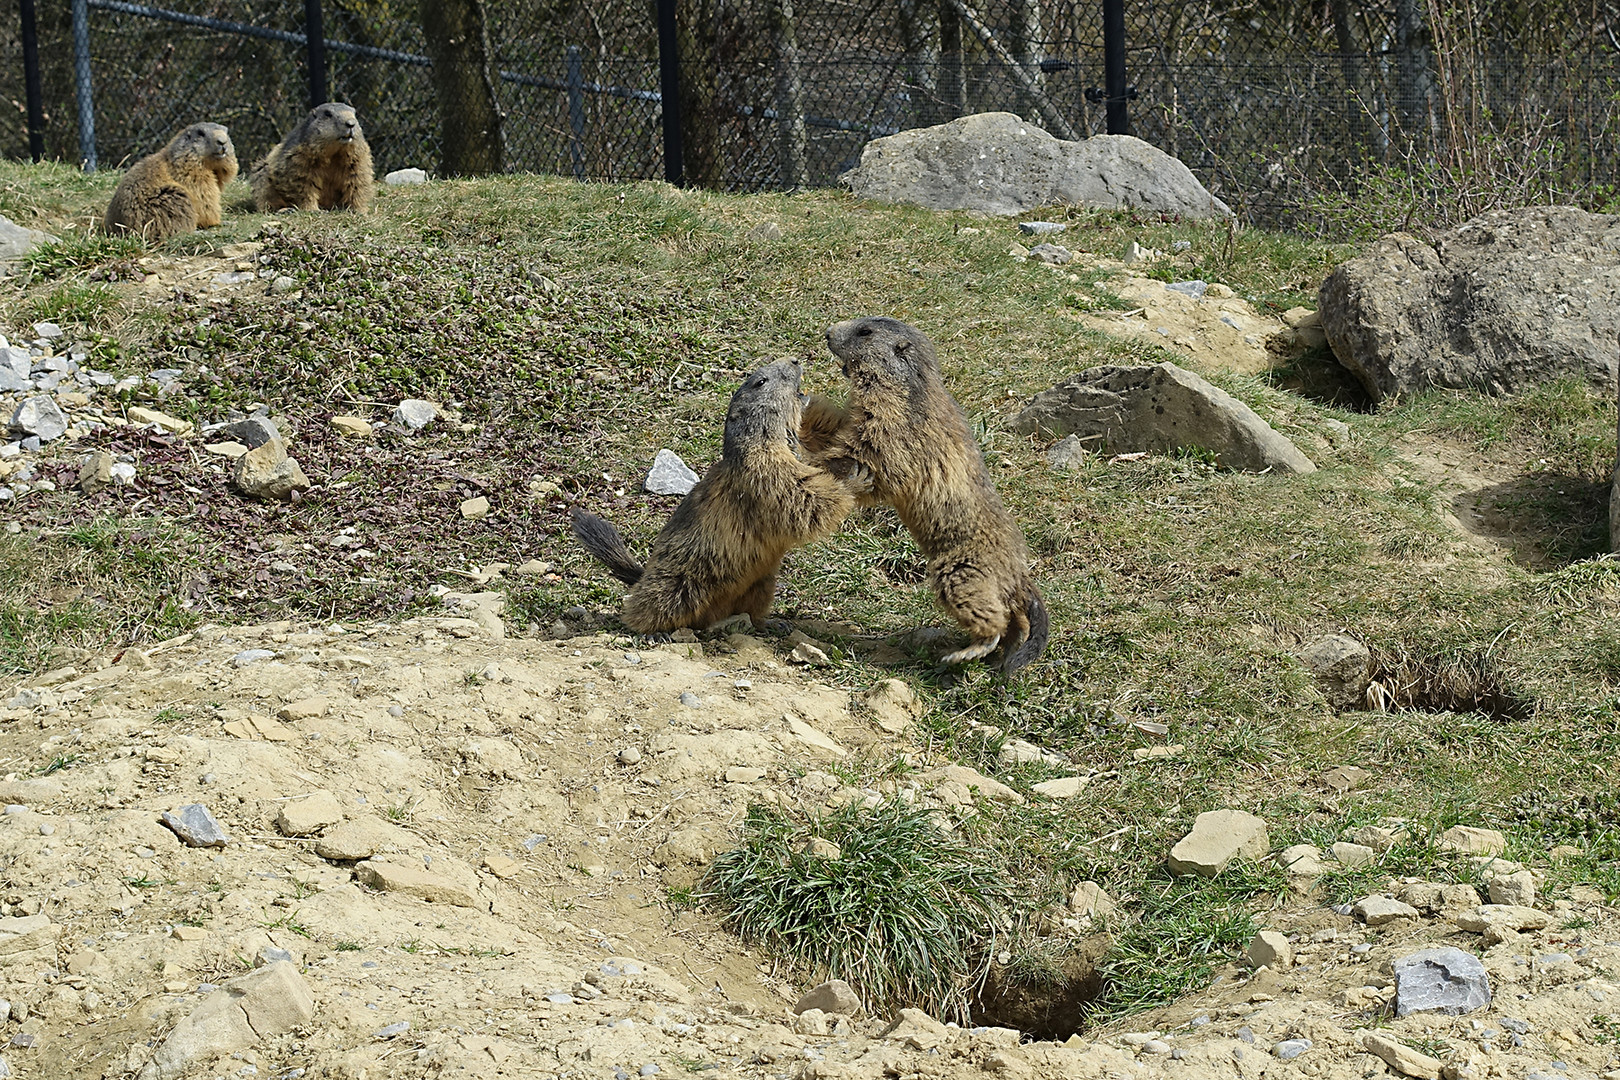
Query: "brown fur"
103 123 238 242
252 103 375 213
805 317 1049 672
572 359 869 633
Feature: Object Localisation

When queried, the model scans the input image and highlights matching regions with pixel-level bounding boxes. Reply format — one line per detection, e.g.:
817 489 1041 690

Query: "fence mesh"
3 0 1618 232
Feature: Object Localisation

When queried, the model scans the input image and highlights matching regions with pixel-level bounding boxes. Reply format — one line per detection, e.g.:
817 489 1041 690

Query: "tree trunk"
769 0 807 188
677 0 724 188
418 0 506 176
938 0 967 118
1332 0 1373 158
1008 0 1043 123
1393 0 1430 146
899 0 941 126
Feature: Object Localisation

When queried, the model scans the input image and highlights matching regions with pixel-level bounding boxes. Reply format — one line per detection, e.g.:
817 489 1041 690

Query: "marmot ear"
893 339 911 356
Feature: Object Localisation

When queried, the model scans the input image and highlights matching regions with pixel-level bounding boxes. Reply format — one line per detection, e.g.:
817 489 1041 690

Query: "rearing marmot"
252 102 375 213
803 317 1049 672
103 123 238 243
572 359 870 633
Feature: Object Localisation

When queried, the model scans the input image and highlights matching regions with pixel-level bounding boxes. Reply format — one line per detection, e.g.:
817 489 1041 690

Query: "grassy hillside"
2 161 1617 1022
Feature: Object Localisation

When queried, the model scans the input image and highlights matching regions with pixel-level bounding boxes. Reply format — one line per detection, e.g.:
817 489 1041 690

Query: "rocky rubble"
0 619 1615 1080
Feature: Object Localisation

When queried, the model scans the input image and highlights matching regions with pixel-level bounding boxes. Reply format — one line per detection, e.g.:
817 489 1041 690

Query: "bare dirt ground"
2 616 1617 1080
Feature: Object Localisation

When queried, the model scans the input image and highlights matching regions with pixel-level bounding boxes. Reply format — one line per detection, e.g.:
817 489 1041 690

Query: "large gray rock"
0 215 56 264
1320 206 1620 403
1012 361 1316 473
840 112 1232 219
1392 946 1492 1017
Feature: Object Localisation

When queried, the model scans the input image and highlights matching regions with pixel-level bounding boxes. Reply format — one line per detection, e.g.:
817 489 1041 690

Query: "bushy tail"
569 508 644 586
999 590 1050 673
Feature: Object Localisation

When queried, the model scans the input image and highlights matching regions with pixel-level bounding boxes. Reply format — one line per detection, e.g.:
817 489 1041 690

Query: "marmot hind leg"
931 559 1017 666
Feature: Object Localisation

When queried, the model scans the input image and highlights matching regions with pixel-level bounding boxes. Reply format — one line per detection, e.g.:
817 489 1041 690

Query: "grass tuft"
703 799 1012 1022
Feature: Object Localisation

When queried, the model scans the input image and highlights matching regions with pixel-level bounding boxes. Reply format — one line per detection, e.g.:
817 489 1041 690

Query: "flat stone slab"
1393 945 1492 1017
1438 825 1507 856
1362 1032 1442 1079
276 790 344 837
1013 361 1315 474
1452 904 1550 932
1353 894 1421 925
356 859 478 907
1167 809 1269 877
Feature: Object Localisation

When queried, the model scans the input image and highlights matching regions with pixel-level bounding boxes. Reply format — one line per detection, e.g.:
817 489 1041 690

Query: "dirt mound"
0 621 1616 1079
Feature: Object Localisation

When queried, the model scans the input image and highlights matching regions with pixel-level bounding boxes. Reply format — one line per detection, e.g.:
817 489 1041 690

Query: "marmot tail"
1000 592 1050 674
570 509 644 586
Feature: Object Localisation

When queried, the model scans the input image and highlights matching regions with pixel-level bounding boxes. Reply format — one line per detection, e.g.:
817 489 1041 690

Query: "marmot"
251 102 375 213
572 359 870 633
103 122 238 242
803 317 1049 672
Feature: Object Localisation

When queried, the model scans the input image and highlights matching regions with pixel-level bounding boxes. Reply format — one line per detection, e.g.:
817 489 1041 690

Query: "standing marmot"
103 123 238 242
252 102 375 213
572 359 870 633
803 317 1049 672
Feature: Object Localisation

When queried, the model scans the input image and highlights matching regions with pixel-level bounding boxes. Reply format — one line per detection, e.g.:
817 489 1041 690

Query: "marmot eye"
856 327 872 337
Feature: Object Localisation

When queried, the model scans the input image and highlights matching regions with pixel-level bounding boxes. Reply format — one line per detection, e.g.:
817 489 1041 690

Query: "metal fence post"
19 0 46 162
567 45 585 180
1102 0 1130 134
656 0 684 185
70 0 96 171
305 0 328 106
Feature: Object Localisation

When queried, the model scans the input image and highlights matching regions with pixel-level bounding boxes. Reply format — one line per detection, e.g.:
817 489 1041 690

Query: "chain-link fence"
4 0 1619 232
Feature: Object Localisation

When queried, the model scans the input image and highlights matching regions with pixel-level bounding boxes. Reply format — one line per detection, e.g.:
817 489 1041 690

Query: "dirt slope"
1 619 1617 1080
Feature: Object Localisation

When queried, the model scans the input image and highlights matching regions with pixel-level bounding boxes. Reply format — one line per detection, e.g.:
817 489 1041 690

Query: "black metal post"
19 0 46 161
655 0 683 185
1102 0 1129 134
304 0 327 106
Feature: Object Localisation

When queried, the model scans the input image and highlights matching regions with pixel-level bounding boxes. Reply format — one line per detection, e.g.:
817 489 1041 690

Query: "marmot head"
169 123 236 166
300 102 364 148
722 358 805 458
825 317 939 387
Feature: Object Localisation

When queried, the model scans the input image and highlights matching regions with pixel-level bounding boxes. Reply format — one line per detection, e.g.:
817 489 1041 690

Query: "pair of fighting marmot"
572 317 1049 673
102 102 375 244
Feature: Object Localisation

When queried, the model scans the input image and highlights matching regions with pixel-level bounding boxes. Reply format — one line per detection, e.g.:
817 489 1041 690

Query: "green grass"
26 281 123 328
21 233 147 281
703 799 1012 1022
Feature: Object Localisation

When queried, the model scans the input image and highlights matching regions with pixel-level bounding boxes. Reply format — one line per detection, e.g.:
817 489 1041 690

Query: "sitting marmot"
252 102 375 213
103 123 238 242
